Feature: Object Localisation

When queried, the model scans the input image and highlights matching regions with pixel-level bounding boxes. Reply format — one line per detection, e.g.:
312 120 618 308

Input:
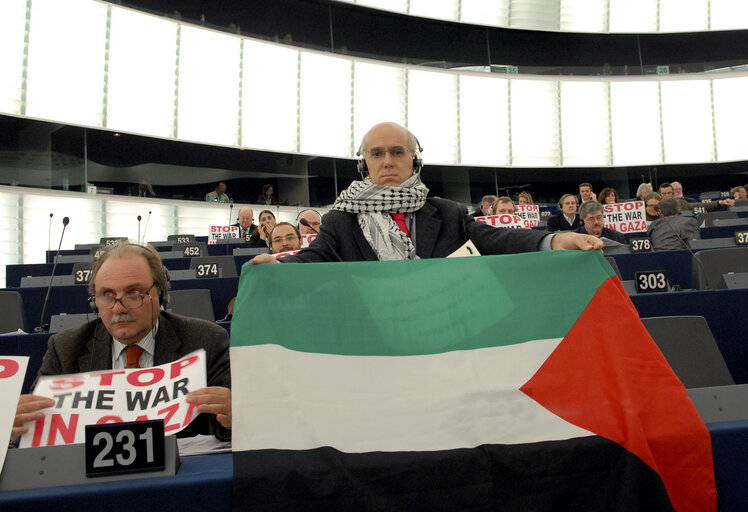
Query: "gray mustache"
111 314 135 324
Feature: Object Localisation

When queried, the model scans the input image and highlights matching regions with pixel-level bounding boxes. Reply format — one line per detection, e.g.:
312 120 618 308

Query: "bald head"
360 123 418 155
358 122 420 187
238 207 254 229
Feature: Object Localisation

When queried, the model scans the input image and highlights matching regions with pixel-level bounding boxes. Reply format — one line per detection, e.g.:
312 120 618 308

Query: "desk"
701 224 748 239
608 249 693 289
0 420 745 512
0 453 232 512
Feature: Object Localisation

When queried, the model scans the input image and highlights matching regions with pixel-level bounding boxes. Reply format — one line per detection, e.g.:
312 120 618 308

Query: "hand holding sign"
19 350 208 447
186 386 232 428
11 395 55 441
1 357 29 471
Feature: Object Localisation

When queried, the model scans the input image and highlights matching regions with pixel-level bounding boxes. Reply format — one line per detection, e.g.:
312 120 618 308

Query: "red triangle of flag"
521 277 716 512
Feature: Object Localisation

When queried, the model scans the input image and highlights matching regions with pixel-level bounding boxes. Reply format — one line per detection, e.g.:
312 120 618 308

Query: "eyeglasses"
93 284 156 310
271 234 300 245
364 147 413 160
584 215 605 222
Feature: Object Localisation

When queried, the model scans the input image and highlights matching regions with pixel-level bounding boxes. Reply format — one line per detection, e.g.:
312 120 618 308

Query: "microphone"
142 211 152 244
48 213 53 251
229 203 234 224
36 216 69 332
298 217 319 233
137 215 142 244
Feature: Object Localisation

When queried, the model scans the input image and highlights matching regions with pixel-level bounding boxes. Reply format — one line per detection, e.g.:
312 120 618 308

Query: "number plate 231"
85 419 165 477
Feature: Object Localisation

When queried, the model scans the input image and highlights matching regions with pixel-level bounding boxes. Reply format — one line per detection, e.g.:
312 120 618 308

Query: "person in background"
644 192 662 222
578 183 596 204
492 196 516 215
648 197 701 251
671 181 697 203
206 182 229 203
258 184 276 205
546 194 581 232
658 183 675 198
270 222 302 254
11 242 231 442
518 191 533 205
297 209 322 235
254 209 276 247
475 195 498 217
575 201 626 243
233 207 256 240
730 186 747 200
598 187 619 204
636 183 653 202
664 182 735 212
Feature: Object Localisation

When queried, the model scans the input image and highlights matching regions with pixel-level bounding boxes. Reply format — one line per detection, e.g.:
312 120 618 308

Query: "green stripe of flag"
232 250 614 356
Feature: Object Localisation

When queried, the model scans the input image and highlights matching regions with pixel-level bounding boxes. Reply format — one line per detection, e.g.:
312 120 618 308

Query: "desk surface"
0 453 232 512
0 419 746 512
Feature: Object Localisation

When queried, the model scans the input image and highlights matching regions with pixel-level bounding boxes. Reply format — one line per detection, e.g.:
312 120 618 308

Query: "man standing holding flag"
251 122 602 264
236 122 716 511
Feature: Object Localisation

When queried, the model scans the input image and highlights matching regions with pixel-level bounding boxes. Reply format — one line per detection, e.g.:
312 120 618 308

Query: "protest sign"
0 357 29 470
475 215 525 229
209 225 239 244
301 234 317 248
515 205 540 228
603 202 647 233
274 250 301 259
19 350 207 447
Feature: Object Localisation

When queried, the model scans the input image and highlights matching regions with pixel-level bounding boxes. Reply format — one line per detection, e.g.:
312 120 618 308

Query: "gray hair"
89 241 169 298
659 198 680 217
636 183 653 198
579 200 604 218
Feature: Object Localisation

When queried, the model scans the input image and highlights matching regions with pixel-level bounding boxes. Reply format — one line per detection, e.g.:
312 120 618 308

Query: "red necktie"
391 213 410 237
125 345 143 368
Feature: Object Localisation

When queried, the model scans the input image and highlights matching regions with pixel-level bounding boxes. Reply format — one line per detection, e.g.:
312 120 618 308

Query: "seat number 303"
635 271 668 293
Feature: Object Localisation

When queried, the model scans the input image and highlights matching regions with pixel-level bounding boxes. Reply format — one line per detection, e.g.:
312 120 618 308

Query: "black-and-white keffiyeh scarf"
332 174 429 260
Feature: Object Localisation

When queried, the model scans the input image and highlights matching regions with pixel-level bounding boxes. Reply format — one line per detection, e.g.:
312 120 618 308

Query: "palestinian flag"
230 251 716 511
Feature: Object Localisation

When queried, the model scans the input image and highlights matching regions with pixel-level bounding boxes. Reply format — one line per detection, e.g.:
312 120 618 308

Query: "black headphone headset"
356 138 424 179
295 209 322 223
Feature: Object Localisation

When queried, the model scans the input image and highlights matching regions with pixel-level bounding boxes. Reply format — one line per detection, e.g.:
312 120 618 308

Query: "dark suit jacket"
575 225 627 244
281 198 547 262
36 311 231 439
647 215 701 251
233 222 267 248
546 213 581 232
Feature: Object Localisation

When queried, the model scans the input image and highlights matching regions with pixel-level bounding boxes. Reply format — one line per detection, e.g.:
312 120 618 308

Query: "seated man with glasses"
11 241 231 442
575 201 626 243
251 122 602 264
270 222 302 254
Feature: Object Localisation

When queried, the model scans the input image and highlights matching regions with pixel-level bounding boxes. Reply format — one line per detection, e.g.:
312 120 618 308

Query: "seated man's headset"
89 246 171 312
356 138 424 180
